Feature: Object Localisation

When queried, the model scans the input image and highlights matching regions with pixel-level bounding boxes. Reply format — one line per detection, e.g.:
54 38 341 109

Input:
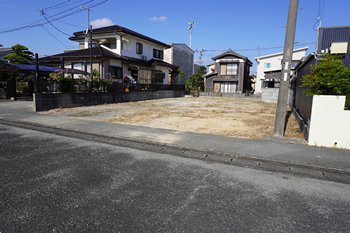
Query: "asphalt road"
1 122 350 232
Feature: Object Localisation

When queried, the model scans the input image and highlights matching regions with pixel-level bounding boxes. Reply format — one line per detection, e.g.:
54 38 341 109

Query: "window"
226 64 237 75
138 69 152 84
220 63 237 75
122 37 131 51
220 81 237 93
136 43 143 54
101 42 116 49
264 63 271 68
153 49 163 59
72 62 84 78
109 66 122 79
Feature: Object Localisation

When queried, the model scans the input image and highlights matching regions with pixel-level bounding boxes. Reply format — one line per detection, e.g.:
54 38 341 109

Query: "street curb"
1 117 350 184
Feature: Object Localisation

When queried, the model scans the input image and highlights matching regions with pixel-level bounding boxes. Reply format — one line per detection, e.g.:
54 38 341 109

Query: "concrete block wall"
262 88 294 106
262 88 279 103
34 90 185 112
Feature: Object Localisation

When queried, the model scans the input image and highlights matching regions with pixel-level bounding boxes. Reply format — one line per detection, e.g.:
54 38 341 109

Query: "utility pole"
273 0 299 137
188 22 195 49
196 49 205 66
188 22 196 75
80 6 95 91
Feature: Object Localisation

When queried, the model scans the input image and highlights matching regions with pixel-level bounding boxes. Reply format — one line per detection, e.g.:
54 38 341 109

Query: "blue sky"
1 0 350 73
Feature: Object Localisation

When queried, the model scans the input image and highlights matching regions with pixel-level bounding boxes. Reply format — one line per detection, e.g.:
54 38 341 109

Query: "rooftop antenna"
188 22 195 49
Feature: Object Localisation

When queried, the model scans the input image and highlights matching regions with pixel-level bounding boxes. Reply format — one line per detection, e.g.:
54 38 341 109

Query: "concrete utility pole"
188 22 195 49
273 0 299 137
80 6 95 91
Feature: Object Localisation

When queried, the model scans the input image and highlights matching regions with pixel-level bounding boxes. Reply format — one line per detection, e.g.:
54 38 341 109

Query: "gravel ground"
41 96 304 140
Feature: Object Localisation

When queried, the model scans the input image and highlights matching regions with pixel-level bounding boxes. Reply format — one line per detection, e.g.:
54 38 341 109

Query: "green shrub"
301 54 350 109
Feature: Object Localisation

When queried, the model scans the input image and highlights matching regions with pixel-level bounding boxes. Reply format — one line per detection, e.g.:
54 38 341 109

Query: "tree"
2 44 34 64
170 67 185 85
188 65 207 91
301 54 350 109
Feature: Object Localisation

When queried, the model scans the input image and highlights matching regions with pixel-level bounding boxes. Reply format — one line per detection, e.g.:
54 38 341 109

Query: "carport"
0 62 85 100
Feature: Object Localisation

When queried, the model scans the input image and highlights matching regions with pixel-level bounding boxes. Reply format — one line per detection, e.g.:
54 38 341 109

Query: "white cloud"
91 18 114 28
149 16 167 22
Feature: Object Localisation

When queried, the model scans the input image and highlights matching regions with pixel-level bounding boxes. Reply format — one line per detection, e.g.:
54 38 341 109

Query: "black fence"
35 79 185 94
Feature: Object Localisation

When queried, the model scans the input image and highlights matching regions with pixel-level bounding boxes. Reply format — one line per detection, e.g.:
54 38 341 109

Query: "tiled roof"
147 58 178 69
39 46 177 69
212 48 252 65
70 24 171 48
39 46 127 63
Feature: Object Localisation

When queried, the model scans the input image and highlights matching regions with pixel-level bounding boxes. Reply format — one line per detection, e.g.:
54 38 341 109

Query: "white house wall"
120 35 165 61
157 67 169 84
163 47 173 64
254 47 308 93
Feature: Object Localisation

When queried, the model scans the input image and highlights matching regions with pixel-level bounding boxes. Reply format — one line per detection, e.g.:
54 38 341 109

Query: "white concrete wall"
308 95 350 149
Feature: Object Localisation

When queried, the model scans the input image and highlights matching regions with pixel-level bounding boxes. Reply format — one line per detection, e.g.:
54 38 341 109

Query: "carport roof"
0 62 85 74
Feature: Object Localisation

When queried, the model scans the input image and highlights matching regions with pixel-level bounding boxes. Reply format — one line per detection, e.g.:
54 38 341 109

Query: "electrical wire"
40 25 70 49
45 14 86 28
41 11 73 37
0 0 107 34
42 0 75 11
194 42 316 53
313 0 326 31
0 3 38 11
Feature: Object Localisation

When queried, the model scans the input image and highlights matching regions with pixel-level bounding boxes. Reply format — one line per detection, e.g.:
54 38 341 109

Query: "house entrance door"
131 70 138 82
214 82 220 92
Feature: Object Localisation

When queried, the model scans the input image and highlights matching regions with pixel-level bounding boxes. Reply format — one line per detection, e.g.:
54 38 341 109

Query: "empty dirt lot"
42 96 304 140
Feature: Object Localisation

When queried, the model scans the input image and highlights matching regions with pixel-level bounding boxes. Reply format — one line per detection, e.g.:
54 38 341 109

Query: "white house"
40 25 177 85
254 47 308 93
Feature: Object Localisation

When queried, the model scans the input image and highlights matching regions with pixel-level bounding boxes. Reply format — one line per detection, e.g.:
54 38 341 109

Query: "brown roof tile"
70 24 171 48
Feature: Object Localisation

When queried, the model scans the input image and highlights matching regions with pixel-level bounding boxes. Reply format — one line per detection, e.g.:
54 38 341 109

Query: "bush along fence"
37 69 111 94
33 68 185 111
36 68 184 94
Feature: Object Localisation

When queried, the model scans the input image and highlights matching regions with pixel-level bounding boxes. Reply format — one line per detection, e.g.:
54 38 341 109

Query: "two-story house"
204 49 252 94
254 47 308 93
39 24 177 84
164 43 194 85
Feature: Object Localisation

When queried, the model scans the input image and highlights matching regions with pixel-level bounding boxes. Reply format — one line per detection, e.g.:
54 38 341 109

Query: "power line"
40 25 70 49
194 42 316 54
42 0 76 11
45 14 86 28
0 0 107 34
41 10 73 37
314 0 326 31
0 3 38 11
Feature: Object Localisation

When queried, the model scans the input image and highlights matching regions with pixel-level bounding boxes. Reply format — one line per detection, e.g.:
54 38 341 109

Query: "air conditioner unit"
142 55 147 61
